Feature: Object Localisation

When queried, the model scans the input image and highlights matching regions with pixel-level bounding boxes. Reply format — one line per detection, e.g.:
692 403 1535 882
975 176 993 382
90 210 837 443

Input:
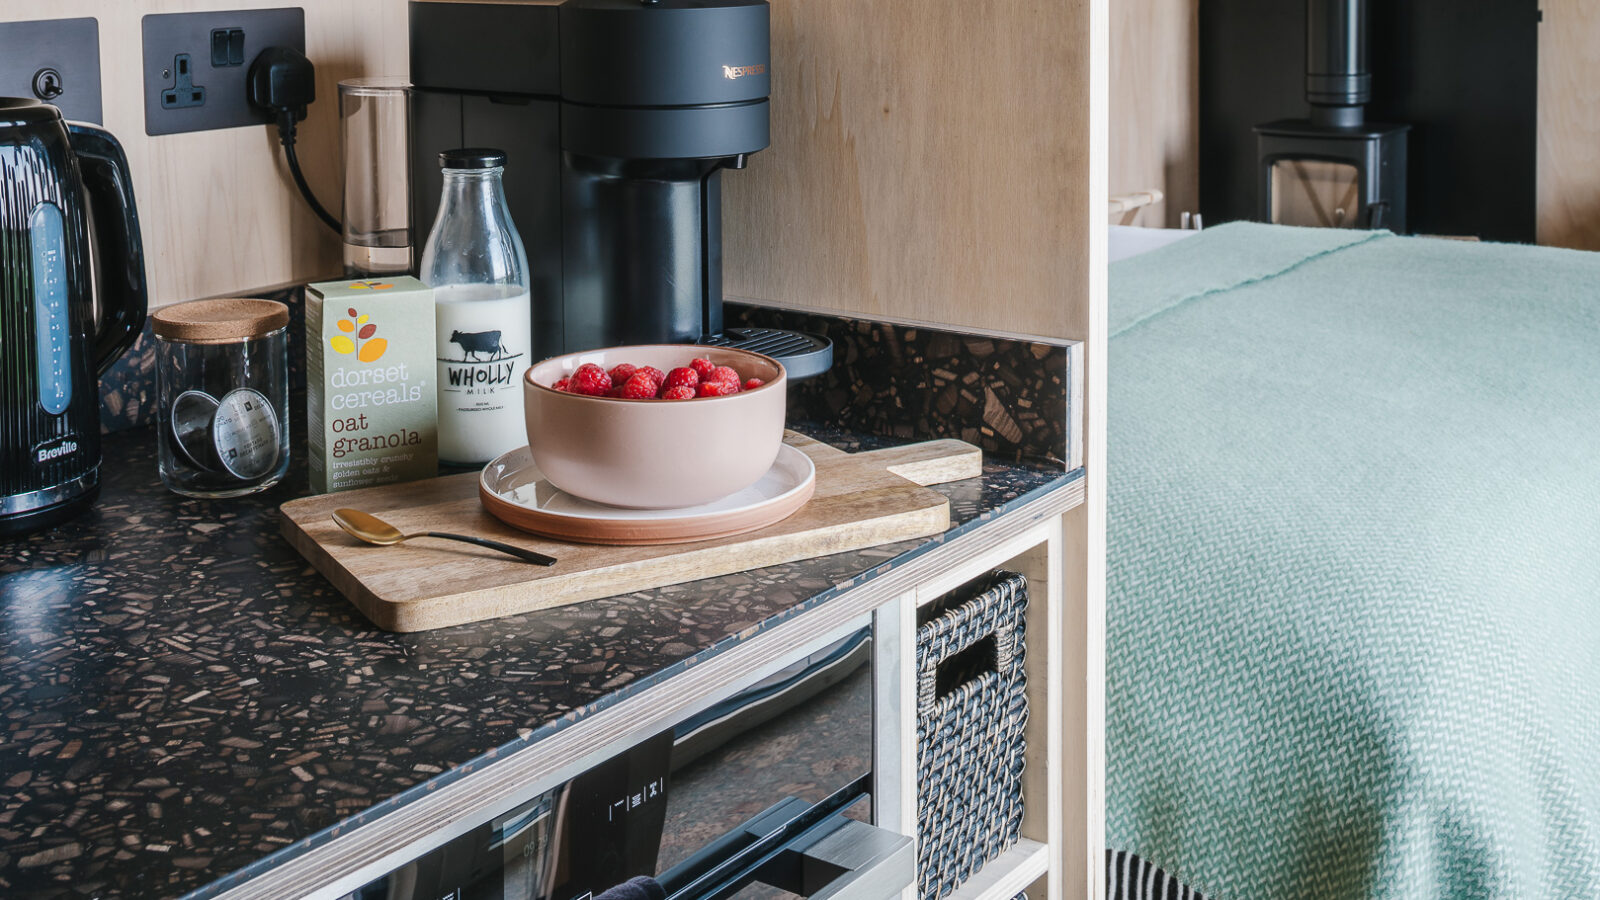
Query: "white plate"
478 444 817 544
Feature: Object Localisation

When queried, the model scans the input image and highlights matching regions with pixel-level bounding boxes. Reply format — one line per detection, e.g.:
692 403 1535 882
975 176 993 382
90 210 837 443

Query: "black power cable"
247 46 342 235
278 118 341 234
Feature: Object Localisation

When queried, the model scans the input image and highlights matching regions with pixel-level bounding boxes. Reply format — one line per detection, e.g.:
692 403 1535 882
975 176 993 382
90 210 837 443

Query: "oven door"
341 627 910 900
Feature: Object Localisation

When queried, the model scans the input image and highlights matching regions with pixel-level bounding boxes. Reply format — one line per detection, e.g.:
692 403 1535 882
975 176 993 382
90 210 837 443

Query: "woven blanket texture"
1106 222 1600 899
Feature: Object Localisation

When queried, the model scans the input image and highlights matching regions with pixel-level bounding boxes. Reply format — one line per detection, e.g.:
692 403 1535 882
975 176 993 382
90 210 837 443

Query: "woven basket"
915 570 1029 900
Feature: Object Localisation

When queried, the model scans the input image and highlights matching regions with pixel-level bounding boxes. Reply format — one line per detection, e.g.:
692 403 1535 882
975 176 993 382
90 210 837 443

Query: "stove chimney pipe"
1306 0 1370 128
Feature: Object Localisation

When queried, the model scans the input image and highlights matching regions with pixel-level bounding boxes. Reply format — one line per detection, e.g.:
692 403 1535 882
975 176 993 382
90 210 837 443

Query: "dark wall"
1199 0 1539 242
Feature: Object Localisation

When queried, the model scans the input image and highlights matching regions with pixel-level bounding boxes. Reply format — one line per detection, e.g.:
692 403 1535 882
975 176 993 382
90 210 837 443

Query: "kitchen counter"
0 419 1080 900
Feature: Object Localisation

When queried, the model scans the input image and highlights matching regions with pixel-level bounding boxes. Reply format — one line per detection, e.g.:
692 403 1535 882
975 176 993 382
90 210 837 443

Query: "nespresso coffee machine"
409 0 829 375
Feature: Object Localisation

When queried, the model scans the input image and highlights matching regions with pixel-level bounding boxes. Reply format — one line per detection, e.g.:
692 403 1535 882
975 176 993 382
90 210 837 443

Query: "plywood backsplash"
721 0 1096 344
0 0 408 309
4 0 1109 336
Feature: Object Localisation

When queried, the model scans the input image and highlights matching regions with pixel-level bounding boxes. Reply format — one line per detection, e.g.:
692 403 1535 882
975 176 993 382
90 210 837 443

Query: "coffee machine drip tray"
700 328 833 381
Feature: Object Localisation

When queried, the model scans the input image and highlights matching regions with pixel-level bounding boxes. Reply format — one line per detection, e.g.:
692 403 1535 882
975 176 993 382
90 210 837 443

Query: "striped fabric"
1106 850 1205 900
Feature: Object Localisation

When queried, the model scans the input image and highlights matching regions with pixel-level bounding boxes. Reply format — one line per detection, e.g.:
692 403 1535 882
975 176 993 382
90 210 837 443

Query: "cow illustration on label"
448 329 509 361
439 326 525 388
434 284 532 464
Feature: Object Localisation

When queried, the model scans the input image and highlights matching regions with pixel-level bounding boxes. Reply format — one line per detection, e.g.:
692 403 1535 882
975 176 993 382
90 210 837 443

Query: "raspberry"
552 377 571 392
620 372 660 399
690 357 716 379
607 385 626 398
697 380 736 397
709 365 741 386
743 378 764 391
569 363 612 396
637 366 666 386
663 366 699 392
661 385 696 400
608 363 638 384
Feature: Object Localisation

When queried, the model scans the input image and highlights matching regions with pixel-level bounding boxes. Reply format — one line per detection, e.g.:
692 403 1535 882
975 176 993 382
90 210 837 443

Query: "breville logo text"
722 64 766 80
36 439 78 464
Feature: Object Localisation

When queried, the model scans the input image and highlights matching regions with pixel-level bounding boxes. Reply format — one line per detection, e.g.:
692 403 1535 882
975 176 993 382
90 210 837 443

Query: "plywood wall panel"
0 0 408 308
1537 0 1600 251
1109 0 1197 227
722 0 1092 343
722 14 1107 894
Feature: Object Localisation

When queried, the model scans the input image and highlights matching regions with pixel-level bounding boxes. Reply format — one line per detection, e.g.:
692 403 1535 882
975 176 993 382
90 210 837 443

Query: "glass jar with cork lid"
152 299 291 497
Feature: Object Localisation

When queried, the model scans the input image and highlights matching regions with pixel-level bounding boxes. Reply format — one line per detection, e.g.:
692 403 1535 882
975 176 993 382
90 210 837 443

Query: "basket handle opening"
933 634 999 701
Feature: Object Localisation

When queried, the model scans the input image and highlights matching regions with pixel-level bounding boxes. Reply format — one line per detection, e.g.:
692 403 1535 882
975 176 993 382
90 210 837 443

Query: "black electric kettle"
1 98 146 536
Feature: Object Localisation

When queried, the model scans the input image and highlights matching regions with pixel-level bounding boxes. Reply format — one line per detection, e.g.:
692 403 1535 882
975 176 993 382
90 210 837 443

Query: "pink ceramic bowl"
523 345 787 509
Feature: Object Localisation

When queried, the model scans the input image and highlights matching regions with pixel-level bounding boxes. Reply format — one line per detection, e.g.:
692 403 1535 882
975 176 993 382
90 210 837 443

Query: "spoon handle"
420 532 557 566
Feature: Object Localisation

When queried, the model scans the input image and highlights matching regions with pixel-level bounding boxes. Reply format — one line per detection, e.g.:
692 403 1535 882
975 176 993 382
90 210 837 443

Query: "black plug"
247 45 340 235
247 45 315 135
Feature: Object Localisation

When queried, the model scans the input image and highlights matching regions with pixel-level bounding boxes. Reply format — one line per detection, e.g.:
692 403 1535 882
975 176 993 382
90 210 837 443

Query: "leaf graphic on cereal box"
332 308 387 362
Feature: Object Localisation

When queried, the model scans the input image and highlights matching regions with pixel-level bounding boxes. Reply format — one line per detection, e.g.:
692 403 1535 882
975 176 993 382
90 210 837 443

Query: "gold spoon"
332 508 556 566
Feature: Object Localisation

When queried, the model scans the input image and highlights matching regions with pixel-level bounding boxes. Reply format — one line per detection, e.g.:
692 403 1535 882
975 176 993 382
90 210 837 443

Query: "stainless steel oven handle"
661 774 869 900
787 817 914 900
657 774 911 900
662 816 912 900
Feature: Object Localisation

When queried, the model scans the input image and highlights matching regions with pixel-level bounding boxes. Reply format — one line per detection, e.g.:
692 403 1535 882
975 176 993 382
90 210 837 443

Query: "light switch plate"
141 8 305 137
0 18 102 124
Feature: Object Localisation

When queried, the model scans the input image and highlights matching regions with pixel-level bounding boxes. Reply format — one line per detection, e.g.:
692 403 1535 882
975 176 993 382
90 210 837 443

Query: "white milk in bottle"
433 283 531 464
418 148 534 465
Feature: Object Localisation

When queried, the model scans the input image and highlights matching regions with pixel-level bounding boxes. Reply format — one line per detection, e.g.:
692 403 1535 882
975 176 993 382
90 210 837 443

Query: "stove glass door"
1270 159 1361 228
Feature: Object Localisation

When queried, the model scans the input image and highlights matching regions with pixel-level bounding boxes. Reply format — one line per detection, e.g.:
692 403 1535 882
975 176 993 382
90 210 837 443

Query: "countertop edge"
195 472 1086 900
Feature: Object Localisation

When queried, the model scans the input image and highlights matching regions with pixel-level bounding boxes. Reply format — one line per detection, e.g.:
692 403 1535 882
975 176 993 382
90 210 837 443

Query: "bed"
1105 222 1600 899
1109 224 1198 263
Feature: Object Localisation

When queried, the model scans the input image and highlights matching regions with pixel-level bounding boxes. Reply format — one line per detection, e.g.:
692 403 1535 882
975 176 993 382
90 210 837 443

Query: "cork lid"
152 298 290 344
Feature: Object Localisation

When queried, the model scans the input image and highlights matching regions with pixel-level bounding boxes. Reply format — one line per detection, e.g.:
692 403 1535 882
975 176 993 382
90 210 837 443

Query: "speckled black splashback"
102 295 1075 468
726 303 1075 466
0 415 1076 899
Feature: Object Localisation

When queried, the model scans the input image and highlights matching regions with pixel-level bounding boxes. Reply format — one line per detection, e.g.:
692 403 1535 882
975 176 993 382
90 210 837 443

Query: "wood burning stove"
1255 0 1409 231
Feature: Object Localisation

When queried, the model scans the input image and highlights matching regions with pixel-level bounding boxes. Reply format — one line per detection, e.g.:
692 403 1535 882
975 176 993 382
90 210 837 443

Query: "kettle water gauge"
29 201 73 416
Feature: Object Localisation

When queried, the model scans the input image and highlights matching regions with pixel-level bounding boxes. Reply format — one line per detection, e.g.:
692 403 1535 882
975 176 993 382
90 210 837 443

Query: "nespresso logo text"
723 64 766 80
36 439 78 463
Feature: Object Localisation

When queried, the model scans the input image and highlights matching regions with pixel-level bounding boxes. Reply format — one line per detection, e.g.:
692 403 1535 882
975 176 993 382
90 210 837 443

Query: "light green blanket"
1107 223 1600 898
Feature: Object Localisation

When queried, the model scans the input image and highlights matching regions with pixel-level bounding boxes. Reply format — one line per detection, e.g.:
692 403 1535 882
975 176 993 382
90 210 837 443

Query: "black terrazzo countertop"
0 421 1077 900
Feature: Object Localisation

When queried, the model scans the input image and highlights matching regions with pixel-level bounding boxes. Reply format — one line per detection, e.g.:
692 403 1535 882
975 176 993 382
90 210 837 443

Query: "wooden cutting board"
279 433 982 632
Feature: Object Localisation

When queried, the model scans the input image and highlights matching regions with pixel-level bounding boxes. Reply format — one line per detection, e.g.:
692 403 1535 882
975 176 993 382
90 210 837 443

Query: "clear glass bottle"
419 148 533 466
